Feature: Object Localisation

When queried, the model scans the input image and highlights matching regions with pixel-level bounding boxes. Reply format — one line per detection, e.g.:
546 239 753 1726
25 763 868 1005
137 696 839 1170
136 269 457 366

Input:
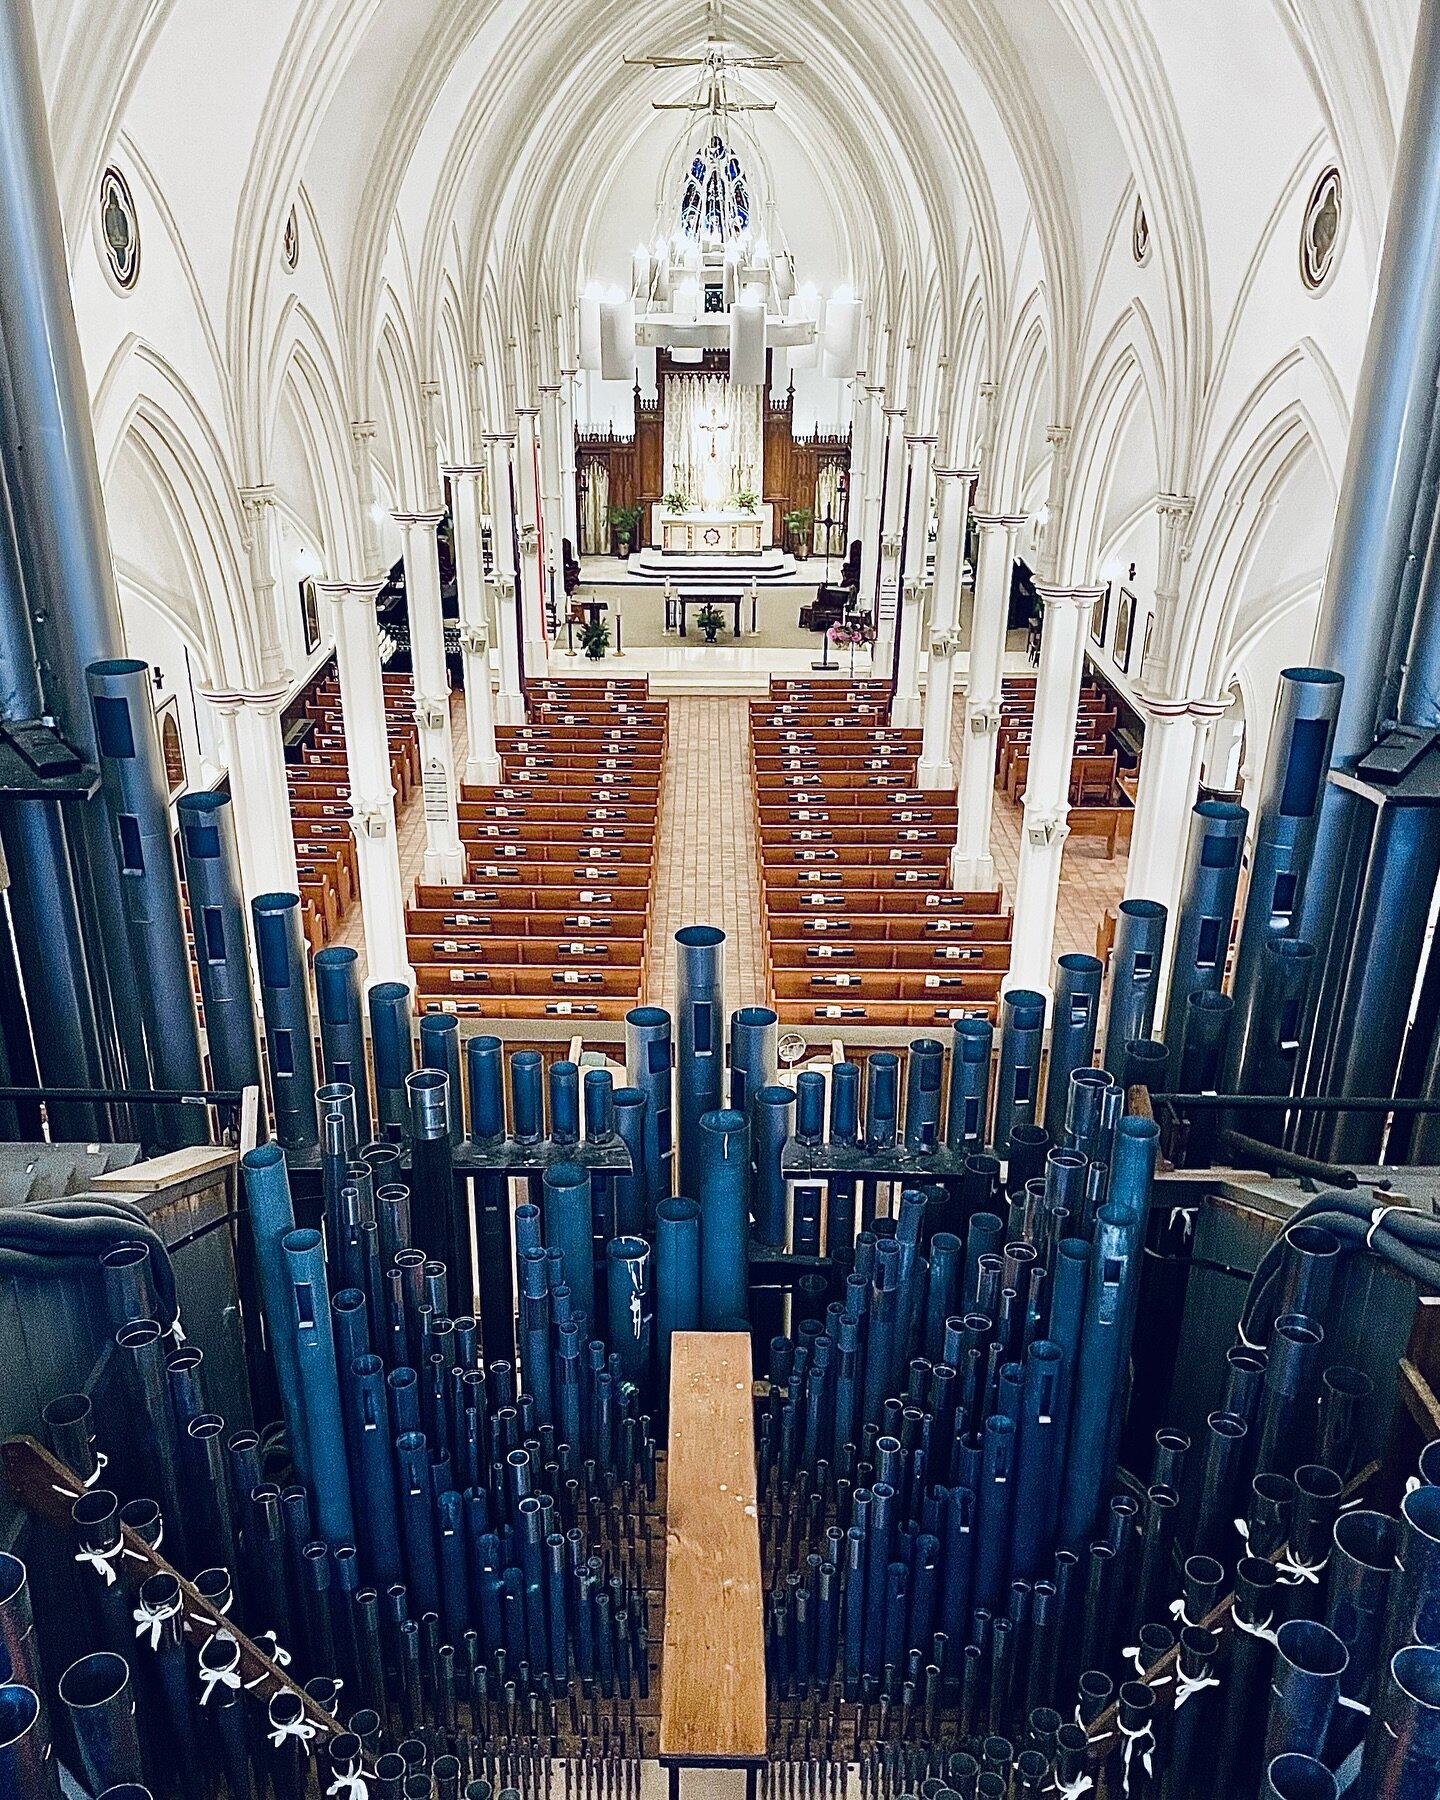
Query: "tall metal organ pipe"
1161 802 1247 1080
176 792 262 1097
1102 900 1167 1079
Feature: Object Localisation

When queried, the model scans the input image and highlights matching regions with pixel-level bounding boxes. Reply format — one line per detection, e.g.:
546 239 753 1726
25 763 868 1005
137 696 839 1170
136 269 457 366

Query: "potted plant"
732 488 760 514
784 507 815 558
578 616 611 661
695 603 726 644
607 502 643 556
662 487 691 514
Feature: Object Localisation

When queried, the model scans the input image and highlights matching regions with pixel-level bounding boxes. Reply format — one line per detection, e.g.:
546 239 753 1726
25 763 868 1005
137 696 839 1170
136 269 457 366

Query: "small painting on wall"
1115 587 1137 672
1091 583 1111 648
300 575 321 656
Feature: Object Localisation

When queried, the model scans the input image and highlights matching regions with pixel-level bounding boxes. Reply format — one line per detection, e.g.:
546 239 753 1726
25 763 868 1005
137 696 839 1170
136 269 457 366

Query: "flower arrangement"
695 603 726 642
828 618 875 648
662 488 691 513
732 489 760 513
578 617 611 660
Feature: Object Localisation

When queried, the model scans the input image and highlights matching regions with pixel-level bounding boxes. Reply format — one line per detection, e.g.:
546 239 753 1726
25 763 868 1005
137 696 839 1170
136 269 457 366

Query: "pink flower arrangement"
828 618 876 648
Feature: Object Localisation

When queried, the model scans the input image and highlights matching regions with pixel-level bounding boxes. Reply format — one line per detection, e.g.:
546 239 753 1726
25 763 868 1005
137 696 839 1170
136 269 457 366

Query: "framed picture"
1141 610 1155 674
1115 586 1137 672
299 575 321 656
1091 582 1111 647
156 694 186 800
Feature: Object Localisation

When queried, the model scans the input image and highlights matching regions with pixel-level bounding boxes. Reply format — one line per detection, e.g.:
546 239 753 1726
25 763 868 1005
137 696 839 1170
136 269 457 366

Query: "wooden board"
659 1332 767 1765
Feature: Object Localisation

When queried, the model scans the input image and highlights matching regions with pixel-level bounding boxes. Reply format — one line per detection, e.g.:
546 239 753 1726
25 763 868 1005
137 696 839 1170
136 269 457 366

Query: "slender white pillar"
857 383 887 606
444 464 502 787
559 369 580 549
350 422 387 579
916 468 978 789
953 512 1027 889
1124 693 1230 919
843 370 870 545
237 486 290 682
315 580 414 988
892 432 936 728
393 510 465 883
873 405 909 667
1141 494 1197 691
201 682 299 898
1033 425 1071 583
538 383 566 607
513 406 548 675
485 431 524 725
1004 584 1105 995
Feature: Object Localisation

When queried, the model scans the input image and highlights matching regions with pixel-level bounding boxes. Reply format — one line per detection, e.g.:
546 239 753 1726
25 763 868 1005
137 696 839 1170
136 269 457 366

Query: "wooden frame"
1115 585 1137 672
1091 581 1111 648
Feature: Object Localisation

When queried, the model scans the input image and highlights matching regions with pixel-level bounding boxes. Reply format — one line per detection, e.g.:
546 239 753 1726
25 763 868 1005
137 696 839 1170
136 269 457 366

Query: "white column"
917 467 979 789
1141 494 1198 691
892 432 936 728
873 405 909 667
201 683 299 898
1125 693 1230 918
485 431 524 725
1005 584 1105 995
844 371 870 545
857 383 887 605
513 406 548 675
1033 425 1072 583
559 369 580 548
444 464 503 787
538 383 566 607
237 486 290 683
315 581 414 988
349 422 387 579
393 510 465 883
953 512 1027 889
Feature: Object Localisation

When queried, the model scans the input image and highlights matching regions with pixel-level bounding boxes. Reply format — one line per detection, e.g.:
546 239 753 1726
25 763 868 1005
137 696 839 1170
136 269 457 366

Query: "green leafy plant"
662 488 691 512
695 603 726 641
784 506 815 557
578 617 611 660
606 502 643 552
732 488 760 513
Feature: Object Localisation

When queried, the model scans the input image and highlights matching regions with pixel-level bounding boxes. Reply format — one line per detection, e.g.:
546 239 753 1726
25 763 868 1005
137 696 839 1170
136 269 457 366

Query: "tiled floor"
330 676 1128 1000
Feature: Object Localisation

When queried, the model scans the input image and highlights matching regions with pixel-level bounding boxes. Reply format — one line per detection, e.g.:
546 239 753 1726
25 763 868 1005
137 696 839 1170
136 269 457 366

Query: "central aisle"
646 695 768 1011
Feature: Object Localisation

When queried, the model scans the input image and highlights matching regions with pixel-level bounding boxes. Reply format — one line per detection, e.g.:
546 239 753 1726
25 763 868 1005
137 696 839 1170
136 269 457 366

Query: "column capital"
314 578 385 606
1034 583 1105 611
1156 492 1198 523
514 405 540 419
865 384 886 399
936 467 982 486
883 405 907 420
977 380 997 402
200 678 289 717
904 433 938 449
1044 424 1072 450
538 383 561 396
441 463 486 480
237 483 277 509
971 509 1023 530
484 431 518 447
351 419 377 443
392 509 446 530
1134 686 1230 722
560 367 578 380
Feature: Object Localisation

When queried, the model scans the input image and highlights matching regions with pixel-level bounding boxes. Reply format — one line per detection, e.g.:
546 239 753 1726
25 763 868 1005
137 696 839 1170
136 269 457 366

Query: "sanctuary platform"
624 544 803 584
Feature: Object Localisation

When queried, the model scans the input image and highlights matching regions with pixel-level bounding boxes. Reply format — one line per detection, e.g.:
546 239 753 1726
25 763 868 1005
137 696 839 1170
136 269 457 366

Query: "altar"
655 504 772 554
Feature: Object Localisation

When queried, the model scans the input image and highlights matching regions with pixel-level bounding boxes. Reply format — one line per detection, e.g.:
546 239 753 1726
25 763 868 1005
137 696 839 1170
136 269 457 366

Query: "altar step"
624 546 806 585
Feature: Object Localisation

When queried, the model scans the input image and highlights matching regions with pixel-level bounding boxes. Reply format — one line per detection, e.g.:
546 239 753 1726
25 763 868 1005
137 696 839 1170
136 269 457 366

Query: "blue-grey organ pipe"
176 791 261 1095
1227 669 1343 1086
368 981 414 1138
675 927 725 1193
794 1071 825 1144
1360 1643 1440 1798
994 990 1046 1156
542 1160 594 1328
281 1226 354 1544
1102 900 1168 1079
1299 0 1440 1094
751 1085 795 1247
584 1068 614 1143
313 947 371 1142
865 1053 899 1151
241 1144 310 1485
729 1005 778 1113
510 1050 544 1142
1179 990 1234 1165
903 1038 945 1154
87 658 205 1143
947 1016 994 1150
1161 801 1248 1078
0 1684 50 1800
624 1006 673 1208
654 1198 700 1372
611 1088 648 1238
548 1060 580 1147
407 1069 459 1288
606 1235 651 1384
1011 1338 1064 1582
250 893 319 1151
346 1353 402 1587
465 1035 505 1143
697 1108 749 1328
1043 956 1102 1141
830 1060 860 1145
1236 939 1316 1143
419 1015 463 1146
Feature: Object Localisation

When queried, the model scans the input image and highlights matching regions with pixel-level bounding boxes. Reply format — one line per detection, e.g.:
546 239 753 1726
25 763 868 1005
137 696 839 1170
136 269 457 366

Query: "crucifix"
697 406 730 460
697 405 731 508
